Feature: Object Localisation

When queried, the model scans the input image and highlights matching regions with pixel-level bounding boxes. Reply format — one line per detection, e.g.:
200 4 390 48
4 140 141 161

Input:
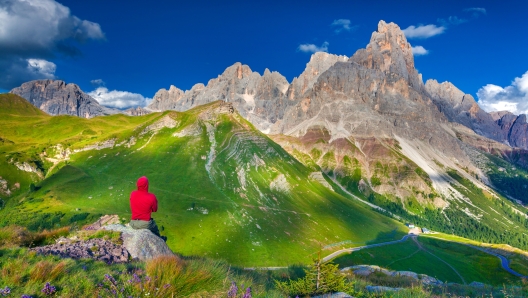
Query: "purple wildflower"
133 274 141 283
0 286 11 296
227 281 238 298
41 282 56 295
242 287 251 298
163 284 171 289
21 295 33 298
104 274 117 286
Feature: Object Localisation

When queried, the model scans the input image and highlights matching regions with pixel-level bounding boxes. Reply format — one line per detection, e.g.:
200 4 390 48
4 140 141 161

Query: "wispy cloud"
477 71 528 115
0 0 105 89
411 46 429 56
402 24 445 39
331 19 357 33
90 79 105 87
438 16 468 27
88 87 150 109
464 7 487 17
297 41 329 53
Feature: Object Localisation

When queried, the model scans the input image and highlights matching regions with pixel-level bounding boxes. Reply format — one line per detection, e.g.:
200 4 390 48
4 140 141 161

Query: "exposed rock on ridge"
350 20 423 90
287 52 348 100
425 79 504 142
148 85 185 111
491 111 528 149
148 63 290 131
10 80 114 118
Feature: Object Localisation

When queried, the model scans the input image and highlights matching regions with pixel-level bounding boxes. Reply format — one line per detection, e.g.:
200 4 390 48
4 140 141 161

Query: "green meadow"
333 236 520 286
0 94 407 266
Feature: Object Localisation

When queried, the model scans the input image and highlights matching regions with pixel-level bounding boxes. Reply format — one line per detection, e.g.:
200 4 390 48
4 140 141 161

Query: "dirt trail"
411 236 467 285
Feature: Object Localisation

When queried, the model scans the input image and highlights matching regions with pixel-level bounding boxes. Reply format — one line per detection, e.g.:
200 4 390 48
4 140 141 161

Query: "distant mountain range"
9 21 528 202
9 80 149 118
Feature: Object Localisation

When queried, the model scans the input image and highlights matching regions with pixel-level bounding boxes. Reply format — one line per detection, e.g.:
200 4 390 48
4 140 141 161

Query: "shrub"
274 259 355 297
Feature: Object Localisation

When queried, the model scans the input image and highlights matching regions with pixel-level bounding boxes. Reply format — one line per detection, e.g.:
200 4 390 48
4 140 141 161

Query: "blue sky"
1 0 527 113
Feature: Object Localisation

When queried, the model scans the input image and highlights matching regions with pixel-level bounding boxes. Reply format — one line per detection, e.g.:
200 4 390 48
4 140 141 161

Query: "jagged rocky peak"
148 85 185 111
10 79 108 118
425 78 505 142
350 20 422 89
489 110 515 121
425 79 466 105
288 52 348 99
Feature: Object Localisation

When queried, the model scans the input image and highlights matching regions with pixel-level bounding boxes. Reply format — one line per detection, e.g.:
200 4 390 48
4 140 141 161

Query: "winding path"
424 236 528 279
322 235 411 262
410 236 466 284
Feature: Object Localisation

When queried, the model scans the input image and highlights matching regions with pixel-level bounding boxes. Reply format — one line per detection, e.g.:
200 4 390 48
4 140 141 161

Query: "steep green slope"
271 127 528 252
0 93 46 116
0 98 406 266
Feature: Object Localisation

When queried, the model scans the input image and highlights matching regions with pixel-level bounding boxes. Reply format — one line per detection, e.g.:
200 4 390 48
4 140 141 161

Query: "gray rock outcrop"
287 52 348 100
147 63 291 132
124 106 151 116
344 265 443 286
491 112 528 148
425 79 505 142
350 20 423 91
148 85 185 111
103 224 174 261
9 80 114 118
365 286 402 293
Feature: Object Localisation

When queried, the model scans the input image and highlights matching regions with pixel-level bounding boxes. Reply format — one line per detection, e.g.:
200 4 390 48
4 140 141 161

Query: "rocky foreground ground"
31 215 173 263
31 238 129 264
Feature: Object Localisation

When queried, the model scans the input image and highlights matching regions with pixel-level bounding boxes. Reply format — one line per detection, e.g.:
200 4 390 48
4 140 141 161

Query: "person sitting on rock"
129 176 161 237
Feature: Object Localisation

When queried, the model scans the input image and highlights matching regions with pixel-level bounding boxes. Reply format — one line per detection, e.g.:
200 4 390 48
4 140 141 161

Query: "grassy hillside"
271 127 528 253
333 236 520 286
0 96 406 266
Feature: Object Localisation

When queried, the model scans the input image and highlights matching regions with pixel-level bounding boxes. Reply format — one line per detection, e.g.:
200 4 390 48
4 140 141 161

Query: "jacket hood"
136 176 149 192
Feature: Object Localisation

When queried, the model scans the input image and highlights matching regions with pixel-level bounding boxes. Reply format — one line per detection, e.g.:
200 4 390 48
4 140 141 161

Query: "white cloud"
26 58 56 78
464 7 487 16
88 87 150 109
90 79 105 87
477 71 528 115
411 46 429 56
331 19 357 33
0 0 105 89
402 24 445 39
0 57 57 89
298 41 329 53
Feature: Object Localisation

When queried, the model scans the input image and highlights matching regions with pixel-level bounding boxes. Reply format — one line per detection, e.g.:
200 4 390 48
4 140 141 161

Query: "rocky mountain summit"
9 80 115 118
144 20 528 206
148 63 290 132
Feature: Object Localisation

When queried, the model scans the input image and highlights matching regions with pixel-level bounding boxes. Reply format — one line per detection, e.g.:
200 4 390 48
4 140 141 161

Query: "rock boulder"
103 224 174 261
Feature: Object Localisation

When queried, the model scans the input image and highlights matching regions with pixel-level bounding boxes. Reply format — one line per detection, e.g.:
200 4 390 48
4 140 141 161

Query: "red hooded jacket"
130 176 158 221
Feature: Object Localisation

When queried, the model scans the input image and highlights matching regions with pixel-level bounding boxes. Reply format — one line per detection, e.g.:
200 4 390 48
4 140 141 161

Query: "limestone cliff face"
425 79 504 142
493 112 528 148
123 106 151 116
148 85 185 111
269 21 492 204
287 52 348 100
350 20 423 90
148 63 289 131
10 80 109 118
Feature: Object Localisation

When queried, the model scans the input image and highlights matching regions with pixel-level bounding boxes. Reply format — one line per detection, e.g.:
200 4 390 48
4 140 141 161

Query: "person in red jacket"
129 176 161 237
